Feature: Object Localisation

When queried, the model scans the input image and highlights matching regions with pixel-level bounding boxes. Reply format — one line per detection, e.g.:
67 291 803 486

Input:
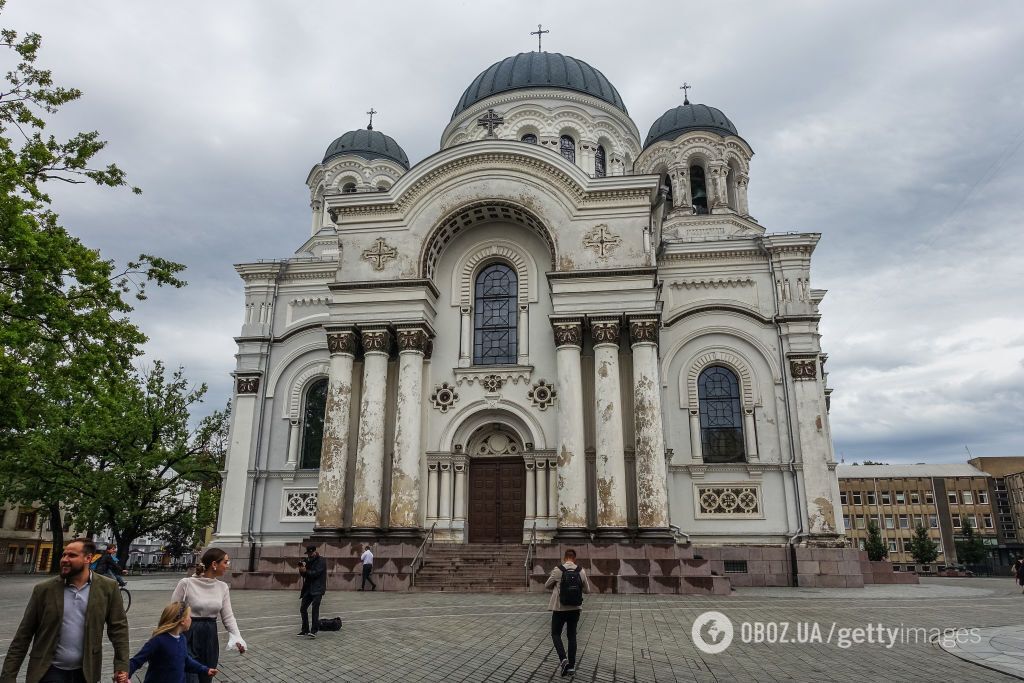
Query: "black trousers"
361 563 376 590
551 610 581 667
40 667 86 683
301 593 323 633
185 617 219 683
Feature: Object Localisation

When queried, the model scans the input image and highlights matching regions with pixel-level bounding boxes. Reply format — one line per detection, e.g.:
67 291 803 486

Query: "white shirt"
361 549 373 566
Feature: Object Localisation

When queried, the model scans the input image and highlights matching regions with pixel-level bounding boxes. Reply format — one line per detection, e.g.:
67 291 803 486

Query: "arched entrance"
467 426 526 543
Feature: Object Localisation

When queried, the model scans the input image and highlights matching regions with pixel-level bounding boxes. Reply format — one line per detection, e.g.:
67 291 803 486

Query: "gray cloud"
6 0 1023 462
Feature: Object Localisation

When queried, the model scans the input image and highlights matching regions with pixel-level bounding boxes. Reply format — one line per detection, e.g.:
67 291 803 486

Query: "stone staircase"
412 543 529 592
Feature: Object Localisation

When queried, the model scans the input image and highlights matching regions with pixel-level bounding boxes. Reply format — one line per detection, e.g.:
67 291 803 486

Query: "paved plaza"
2 575 1023 682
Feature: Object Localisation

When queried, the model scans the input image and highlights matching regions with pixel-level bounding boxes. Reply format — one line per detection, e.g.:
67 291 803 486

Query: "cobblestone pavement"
2 575 1022 682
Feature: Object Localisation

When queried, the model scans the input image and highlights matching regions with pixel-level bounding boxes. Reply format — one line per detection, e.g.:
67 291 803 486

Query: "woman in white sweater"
171 548 247 683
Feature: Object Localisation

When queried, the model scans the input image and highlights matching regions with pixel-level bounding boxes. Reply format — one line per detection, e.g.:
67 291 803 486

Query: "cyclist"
95 544 128 587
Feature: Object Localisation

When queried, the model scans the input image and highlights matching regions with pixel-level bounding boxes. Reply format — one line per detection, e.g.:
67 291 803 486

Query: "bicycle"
119 584 132 613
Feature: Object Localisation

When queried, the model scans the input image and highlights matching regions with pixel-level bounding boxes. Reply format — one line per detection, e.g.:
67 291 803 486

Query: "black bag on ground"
558 564 584 606
318 617 342 631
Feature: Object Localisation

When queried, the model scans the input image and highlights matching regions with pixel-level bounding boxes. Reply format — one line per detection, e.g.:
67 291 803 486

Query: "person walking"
358 544 376 591
1013 554 1024 594
129 601 217 682
545 548 590 677
94 545 127 587
297 545 327 638
1 538 130 683
170 548 246 683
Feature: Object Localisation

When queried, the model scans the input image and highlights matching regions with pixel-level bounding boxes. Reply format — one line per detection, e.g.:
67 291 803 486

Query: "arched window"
662 173 673 210
521 133 538 144
698 366 745 463
560 135 575 163
377 183 389 192
473 263 518 365
300 378 328 468
594 145 606 177
342 182 357 193
690 165 708 215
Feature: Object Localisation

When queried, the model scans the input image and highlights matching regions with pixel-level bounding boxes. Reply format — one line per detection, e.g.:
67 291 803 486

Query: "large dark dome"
322 128 410 169
452 52 627 120
643 104 739 149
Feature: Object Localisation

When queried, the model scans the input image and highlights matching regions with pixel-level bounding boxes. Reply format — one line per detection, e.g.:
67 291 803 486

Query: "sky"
4 1 1022 464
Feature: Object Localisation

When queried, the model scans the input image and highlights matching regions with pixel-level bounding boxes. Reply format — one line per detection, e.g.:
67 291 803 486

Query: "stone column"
591 319 628 533
285 419 300 467
688 411 703 462
351 328 391 532
535 460 548 520
548 457 558 522
525 459 536 525
315 330 356 531
439 461 453 524
744 409 759 461
389 326 430 533
517 303 529 364
552 319 587 536
629 318 671 535
453 457 467 524
737 174 750 216
789 355 840 537
459 306 472 367
426 462 439 524
215 373 261 543
310 199 323 236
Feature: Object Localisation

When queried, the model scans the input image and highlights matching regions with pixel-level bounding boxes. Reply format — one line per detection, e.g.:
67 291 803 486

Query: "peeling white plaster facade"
214 51 842 551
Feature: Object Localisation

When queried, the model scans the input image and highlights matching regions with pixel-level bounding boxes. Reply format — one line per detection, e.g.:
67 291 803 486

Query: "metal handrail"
409 522 437 587
524 522 537 589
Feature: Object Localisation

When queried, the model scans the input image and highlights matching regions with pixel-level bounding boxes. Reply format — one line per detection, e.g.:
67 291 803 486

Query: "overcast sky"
5 1 1022 464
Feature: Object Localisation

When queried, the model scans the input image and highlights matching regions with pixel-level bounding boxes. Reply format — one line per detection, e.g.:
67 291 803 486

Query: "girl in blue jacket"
130 601 218 682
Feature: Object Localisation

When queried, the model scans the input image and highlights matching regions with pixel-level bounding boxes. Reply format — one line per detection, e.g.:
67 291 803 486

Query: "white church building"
214 49 859 591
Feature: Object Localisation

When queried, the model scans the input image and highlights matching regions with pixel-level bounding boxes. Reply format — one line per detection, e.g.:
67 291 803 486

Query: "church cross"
583 225 622 258
679 82 692 105
530 24 549 52
477 108 504 137
362 237 397 271
366 107 377 130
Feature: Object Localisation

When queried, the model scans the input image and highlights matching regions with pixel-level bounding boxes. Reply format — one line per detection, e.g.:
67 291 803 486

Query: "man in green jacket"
1 538 130 683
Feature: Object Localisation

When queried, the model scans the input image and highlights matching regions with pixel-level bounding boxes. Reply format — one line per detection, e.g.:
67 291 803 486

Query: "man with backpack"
545 548 590 677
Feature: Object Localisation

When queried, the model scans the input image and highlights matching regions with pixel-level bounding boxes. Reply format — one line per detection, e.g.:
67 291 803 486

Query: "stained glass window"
473 263 518 365
521 133 538 144
698 366 745 463
300 378 328 468
595 145 606 177
560 135 575 163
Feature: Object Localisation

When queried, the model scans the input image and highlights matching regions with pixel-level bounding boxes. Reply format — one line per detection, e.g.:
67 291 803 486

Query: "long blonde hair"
153 601 190 636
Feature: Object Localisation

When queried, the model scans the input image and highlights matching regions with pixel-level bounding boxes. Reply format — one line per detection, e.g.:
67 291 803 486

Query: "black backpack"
558 564 584 606
317 617 342 631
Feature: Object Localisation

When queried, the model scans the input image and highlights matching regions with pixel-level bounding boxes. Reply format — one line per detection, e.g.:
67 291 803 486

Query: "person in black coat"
297 544 327 638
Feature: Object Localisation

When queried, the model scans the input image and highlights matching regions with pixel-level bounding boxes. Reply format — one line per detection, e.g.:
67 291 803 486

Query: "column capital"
325 329 357 356
590 318 621 347
360 328 392 355
234 373 261 395
788 354 819 380
396 326 432 354
551 318 584 348
628 317 660 347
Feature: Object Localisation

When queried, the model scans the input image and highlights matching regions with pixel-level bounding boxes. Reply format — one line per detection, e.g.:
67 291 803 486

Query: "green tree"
864 518 888 561
55 363 228 569
0 2 185 570
956 518 987 566
908 523 939 565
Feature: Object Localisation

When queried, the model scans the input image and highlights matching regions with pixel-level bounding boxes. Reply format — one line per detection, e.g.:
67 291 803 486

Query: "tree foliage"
956 517 987 566
0 2 187 569
864 518 888 562
908 523 939 565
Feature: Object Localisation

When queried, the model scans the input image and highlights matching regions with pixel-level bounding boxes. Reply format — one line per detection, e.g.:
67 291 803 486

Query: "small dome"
322 128 410 170
452 51 627 120
643 104 739 149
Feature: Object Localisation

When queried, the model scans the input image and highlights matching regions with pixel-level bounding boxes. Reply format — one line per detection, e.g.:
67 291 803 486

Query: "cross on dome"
530 24 549 52
679 83 692 105
366 107 377 130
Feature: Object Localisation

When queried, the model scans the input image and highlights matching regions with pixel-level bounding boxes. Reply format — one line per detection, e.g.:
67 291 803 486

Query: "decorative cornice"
664 305 773 327
660 248 762 262
667 278 754 290
546 266 658 280
327 278 441 299
453 365 533 386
